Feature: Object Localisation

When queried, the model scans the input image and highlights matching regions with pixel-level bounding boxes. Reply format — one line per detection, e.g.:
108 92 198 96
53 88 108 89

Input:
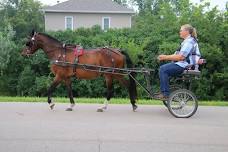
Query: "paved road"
0 102 228 152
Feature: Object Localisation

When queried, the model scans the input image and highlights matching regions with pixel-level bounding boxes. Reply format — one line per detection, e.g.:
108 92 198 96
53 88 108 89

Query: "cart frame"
52 60 202 118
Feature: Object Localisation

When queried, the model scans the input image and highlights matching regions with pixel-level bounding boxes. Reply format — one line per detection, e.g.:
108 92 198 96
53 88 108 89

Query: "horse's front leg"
47 77 61 110
64 78 75 111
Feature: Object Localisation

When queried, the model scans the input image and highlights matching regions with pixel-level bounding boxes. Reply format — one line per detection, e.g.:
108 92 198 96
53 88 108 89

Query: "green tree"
0 25 15 71
0 0 44 40
17 66 35 96
0 25 17 95
10 0 44 40
0 0 227 100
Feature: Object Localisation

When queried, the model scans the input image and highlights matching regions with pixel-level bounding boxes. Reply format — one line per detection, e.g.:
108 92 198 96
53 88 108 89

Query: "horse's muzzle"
21 48 32 57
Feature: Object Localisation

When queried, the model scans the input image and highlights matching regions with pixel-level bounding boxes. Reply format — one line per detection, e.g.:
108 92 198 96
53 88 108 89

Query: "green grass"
0 96 227 106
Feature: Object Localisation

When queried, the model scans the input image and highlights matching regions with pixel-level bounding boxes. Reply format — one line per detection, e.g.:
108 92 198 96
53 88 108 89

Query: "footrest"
182 70 201 76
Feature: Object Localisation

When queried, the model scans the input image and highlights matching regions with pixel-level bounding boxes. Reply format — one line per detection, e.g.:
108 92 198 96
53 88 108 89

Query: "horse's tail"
121 50 137 101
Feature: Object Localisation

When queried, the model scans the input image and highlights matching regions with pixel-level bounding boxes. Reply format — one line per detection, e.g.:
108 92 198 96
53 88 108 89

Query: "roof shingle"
44 0 135 14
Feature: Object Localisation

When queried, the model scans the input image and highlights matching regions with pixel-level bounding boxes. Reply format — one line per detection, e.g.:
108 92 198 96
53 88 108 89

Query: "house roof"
44 0 135 14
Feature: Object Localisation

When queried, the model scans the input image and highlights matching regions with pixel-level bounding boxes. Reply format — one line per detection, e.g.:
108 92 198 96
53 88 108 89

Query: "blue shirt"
175 36 201 68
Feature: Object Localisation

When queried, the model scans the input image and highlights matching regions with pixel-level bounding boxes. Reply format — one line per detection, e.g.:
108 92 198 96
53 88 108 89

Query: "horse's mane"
39 33 62 45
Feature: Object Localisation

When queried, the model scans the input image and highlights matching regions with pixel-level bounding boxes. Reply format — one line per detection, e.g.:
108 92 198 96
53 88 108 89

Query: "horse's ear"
31 29 35 36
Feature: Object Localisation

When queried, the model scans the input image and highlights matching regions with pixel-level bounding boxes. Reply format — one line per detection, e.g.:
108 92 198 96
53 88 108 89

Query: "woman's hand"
157 55 167 61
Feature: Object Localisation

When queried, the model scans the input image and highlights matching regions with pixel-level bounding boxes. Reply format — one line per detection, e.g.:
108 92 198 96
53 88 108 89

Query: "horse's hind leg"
47 76 61 110
114 75 137 112
97 75 113 112
64 78 75 111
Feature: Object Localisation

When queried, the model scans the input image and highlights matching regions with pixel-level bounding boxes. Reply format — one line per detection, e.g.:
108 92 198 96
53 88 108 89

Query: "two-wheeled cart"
53 60 201 118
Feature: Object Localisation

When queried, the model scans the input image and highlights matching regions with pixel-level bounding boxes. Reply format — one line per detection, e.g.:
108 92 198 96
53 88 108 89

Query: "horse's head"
21 30 41 56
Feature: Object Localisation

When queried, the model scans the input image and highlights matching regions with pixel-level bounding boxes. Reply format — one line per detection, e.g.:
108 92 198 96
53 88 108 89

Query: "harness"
58 44 67 62
58 44 85 72
183 39 201 70
103 47 116 69
56 45 118 73
73 45 84 72
74 45 84 63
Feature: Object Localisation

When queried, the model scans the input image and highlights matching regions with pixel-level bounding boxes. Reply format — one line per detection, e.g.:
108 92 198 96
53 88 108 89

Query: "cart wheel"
163 86 182 108
167 89 198 118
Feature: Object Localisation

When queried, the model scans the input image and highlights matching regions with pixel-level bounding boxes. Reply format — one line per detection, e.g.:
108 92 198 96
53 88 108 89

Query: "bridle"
25 32 38 56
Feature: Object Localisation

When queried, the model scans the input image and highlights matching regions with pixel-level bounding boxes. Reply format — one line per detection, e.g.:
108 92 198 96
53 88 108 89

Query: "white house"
44 0 135 31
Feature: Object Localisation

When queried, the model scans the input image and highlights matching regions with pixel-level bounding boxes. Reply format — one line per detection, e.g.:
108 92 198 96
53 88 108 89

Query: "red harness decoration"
74 45 84 57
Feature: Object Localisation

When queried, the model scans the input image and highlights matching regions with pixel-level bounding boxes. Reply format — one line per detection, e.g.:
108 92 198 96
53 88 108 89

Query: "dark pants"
159 63 184 96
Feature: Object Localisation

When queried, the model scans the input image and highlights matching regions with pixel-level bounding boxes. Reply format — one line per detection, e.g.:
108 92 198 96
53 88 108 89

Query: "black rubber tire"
167 89 198 118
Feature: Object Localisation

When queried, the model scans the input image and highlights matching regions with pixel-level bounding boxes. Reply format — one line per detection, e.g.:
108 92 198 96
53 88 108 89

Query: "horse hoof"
97 108 104 112
50 103 55 110
66 108 73 111
133 105 138 112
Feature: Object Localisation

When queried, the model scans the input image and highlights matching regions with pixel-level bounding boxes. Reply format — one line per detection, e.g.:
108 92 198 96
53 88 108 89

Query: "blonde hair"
181 24 197 39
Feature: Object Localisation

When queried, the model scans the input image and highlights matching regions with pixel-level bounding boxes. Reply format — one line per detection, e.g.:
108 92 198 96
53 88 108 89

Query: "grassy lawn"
0 96 227 106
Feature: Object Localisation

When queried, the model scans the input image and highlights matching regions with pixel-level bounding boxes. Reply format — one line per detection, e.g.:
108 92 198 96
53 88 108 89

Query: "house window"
102 17 110 31
65 16 73 30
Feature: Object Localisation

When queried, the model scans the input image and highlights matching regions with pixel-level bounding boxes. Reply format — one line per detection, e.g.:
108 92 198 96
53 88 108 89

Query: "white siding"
45 12 132 31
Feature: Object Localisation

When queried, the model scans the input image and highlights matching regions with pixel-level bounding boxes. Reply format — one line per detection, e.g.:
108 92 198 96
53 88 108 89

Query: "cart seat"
182 59 206 76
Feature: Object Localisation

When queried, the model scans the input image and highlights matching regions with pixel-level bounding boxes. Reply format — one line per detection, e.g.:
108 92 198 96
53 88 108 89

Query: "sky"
38 0 227 10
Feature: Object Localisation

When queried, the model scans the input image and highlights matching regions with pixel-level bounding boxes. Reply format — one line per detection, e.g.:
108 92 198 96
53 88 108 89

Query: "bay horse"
21 30 137 111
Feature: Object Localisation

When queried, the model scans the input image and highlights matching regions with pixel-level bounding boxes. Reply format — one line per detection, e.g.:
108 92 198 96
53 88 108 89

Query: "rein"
104 47 122 56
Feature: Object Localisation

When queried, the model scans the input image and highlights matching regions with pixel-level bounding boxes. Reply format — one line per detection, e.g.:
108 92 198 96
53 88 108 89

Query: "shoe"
154 93 168 101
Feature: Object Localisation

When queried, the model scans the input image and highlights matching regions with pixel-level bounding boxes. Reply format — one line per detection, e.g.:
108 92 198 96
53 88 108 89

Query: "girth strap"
73 45 84 73
103 47 116 70
58 43 66 62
